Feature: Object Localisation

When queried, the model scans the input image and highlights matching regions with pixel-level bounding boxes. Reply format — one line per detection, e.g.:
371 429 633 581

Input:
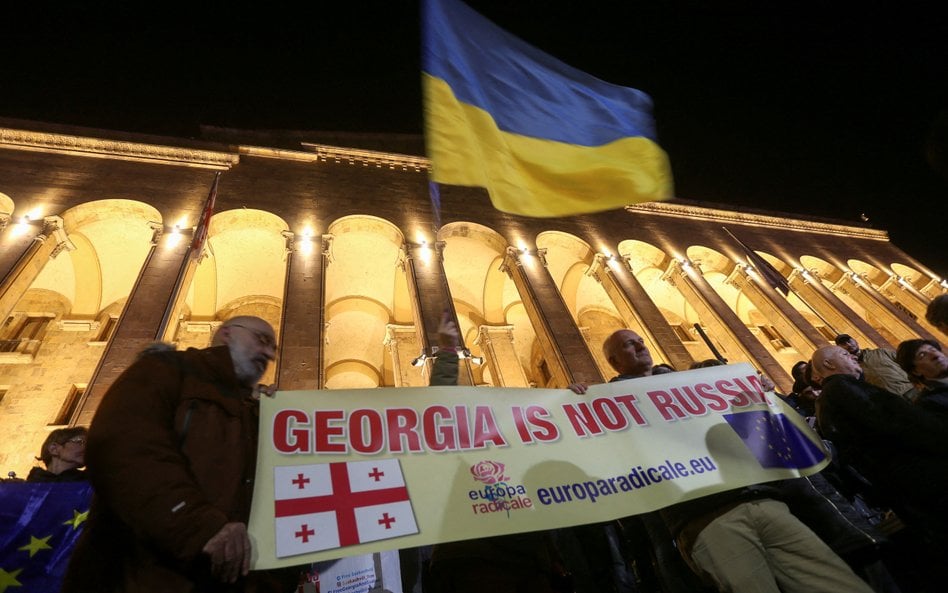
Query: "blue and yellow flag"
422 0 673 218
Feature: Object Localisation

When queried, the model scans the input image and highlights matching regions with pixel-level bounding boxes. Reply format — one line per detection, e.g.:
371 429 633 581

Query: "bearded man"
62 316 293 593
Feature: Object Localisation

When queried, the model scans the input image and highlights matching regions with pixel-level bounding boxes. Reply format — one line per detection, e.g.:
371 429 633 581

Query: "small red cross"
295 524 315 543
292 473 311 489
367 467 385 482
378 512 396 529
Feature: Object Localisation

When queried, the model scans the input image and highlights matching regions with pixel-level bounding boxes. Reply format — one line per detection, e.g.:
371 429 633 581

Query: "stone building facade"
1 119 944 477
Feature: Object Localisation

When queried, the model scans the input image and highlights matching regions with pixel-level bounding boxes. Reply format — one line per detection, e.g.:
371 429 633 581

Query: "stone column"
501 246 602 386
878 275 942 336
75 224 189 424
587 254 693 371
920 278 948 300
276 231 323 391
476 325 530 387
662 259 791 391
384 324 426 387
834 273 934 343
403 240 474 386
0 216 74 323
725 265 826 353
787 269 886 347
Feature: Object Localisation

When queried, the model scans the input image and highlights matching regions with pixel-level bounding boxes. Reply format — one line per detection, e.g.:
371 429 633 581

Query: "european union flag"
723 409 826 469
0 482 92 592
422 0 673 217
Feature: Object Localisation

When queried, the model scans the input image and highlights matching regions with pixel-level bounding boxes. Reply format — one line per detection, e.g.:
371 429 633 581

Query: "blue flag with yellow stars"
0 482 92 593
723 409 826 469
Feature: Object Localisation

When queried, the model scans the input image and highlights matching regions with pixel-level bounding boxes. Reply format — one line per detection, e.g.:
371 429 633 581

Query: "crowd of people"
9 294 948 592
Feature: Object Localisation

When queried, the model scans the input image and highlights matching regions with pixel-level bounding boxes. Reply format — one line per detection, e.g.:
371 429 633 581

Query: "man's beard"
230 343 266 387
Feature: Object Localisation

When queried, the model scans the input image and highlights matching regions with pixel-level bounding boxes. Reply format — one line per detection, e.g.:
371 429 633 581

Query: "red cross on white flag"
273 459 418 558
274 464 331 500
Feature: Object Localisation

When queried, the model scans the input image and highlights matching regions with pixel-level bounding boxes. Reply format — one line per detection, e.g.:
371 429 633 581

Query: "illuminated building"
0 120 943 475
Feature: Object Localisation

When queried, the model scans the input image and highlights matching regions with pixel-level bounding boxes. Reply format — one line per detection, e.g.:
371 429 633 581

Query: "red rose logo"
470 460 508 484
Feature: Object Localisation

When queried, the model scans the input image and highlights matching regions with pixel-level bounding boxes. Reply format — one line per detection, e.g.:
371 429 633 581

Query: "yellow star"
17 535 52 557
63 509 89 529
0 567 23 592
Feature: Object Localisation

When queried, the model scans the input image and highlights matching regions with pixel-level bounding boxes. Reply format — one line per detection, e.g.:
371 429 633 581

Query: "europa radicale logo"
468 460 533 515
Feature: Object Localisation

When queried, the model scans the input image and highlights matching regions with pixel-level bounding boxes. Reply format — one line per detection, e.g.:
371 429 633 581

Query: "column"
75 224 189 424
920 278 948 300
276 231 323 390
588 254 694 371
878 275 942 336
403 240 474 386
384 324 426 387
0 216 74 323
725 265 826 353
662 259 791 391
787 268 886 347
834 273 934 343
476 325 530 387
501 246 602 386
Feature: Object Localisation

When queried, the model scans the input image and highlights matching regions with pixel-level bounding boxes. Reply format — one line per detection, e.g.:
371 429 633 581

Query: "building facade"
1 120 944 477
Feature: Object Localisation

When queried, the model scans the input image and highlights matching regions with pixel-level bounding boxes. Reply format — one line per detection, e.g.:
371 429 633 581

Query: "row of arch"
2 198 945 394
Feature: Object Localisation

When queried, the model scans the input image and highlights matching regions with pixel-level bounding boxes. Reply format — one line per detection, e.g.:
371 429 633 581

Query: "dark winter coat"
817 373 948 541
61 345 290 593
25 466 87 483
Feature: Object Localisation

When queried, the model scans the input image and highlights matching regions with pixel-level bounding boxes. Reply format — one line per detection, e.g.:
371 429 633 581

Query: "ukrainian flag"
422 0 673 218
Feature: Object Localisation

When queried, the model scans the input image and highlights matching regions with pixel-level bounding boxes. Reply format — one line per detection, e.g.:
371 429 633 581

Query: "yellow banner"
248 363 827 569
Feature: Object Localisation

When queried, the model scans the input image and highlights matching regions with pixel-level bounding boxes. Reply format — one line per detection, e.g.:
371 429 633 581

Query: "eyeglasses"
64 437 86 446
228 324 278 350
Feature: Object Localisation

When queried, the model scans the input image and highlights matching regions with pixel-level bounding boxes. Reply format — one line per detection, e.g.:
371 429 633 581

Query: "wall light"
164 223 183 247
9 214 35 238
418 240 432 265
411 353 428 367
297 229 315 256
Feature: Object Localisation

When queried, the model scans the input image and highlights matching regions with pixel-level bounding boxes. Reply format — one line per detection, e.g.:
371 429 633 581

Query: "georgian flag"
273 459 418 558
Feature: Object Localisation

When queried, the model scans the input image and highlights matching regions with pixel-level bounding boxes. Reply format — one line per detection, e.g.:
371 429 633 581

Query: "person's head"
37 426 88 473
603 330 652 377
834 334 860 355
651 363 676 375
927 295 948 336
213 316 277 387
790 360 808 381
896 339 948 383
810 345 862 383
790 361 809 393
803 360 820 388
689 359 725 370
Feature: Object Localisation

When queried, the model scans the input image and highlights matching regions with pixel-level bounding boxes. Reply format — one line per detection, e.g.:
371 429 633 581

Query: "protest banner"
248 363 826 569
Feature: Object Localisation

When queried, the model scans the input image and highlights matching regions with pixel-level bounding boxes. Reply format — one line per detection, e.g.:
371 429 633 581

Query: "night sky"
3 3 947 275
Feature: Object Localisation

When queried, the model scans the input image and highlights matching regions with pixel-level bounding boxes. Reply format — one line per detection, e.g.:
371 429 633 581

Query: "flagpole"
694 323 728 363
721 226 838 334
156 172 221 340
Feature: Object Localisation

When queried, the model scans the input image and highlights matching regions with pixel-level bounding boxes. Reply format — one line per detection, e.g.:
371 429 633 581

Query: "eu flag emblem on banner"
273 460 418 558
422 0 673 218
0 482 92 593
723 410 826 469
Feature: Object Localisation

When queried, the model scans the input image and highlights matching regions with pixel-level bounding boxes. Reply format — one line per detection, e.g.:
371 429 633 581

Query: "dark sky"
3 2 947 275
